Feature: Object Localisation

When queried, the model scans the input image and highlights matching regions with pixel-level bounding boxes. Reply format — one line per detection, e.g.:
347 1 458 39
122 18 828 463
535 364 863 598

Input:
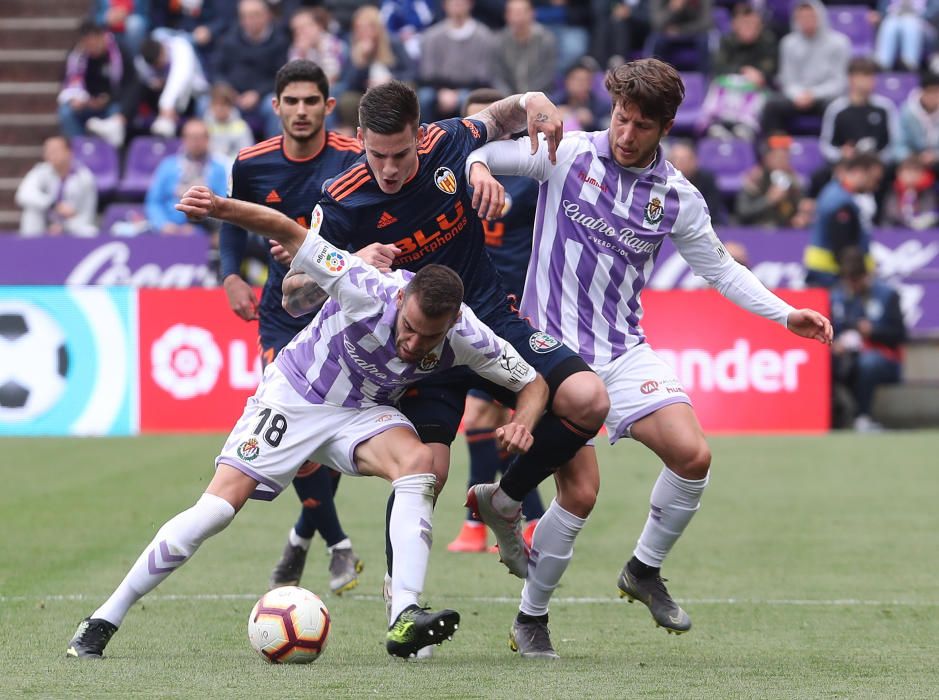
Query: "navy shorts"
399 301 592 445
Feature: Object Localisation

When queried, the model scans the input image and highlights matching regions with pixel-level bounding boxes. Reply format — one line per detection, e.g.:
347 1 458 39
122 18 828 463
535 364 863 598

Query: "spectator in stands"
380 0 435 61
335 5 415 127
204 84 254 172
149 0 236 68
667 140 728 225
735 135 806 227
15 136 98 238
872 0 935 72
554 57 608 132
418 0 497 121
830 246 906 432
644 0 713 72
88 31 209 146
145 118 227 235
804 152 882 287
590 0 652 67
529 0 592 72
93 0 149 53
896 70 939 168
881 155 939 228
492 0 558 96
761 0 850 136
58 20 131 140
288 7 345 87
819 56 900 168
213 0 289 139
700 3 777 141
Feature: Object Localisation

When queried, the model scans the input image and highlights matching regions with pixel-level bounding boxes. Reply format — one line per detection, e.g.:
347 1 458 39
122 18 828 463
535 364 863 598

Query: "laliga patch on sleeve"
312 241 347 275
310 204 324 234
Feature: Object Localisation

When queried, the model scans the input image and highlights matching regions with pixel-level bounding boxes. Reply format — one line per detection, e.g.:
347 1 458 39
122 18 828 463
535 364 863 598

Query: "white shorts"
216 364 416 500
595 343 692 444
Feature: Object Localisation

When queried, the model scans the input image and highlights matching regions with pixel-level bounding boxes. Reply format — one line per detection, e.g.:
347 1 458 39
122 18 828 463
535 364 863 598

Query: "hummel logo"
377 211 398 228
265 189 282 204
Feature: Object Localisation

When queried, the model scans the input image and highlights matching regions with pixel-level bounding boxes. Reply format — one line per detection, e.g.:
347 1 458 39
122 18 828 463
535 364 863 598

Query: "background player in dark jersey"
218 60 365 595
178 81 610 614
447 88 545 554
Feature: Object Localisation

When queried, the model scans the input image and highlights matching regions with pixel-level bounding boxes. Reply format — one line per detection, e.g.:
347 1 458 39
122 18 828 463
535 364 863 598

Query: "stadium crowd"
15 0 928 429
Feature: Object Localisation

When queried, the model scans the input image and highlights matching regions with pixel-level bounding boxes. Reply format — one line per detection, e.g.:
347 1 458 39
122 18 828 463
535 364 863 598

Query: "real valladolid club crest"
237 437 260 462
434 167 457 195
419 352 440 371
644 197 665 225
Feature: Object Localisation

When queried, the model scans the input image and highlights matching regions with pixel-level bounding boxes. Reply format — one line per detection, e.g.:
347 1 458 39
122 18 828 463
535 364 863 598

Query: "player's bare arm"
473 92 563 163
468 162 505 221
496 374 549 455
787 308 834 345
176 185 307 257
281 268 328 318
222 274 259 322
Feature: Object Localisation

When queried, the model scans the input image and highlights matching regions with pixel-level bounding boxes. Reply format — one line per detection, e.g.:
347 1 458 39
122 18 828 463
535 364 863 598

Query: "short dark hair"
359 81 420 135
78 18 105 37
405 265 464 319
848 56 878 75
841 152 882 170
838 246 867 279
140 37 163 66
920 70 939 89
463 88 505 115
274 59 330 100
604 58 685 126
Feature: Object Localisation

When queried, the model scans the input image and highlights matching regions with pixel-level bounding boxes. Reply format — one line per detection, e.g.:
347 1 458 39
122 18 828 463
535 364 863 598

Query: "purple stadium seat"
117 136 180 199
697 137 756 193
713 6 731 35
828 5 875 55
788 137 825 185
673 72 707 135
99 203 152 236
71 136 119 196
875 72 918 107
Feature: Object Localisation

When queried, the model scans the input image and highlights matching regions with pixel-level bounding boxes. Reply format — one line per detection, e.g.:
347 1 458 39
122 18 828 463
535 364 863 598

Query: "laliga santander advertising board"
640 288 830 433
139 289 262 432
136 288 829 433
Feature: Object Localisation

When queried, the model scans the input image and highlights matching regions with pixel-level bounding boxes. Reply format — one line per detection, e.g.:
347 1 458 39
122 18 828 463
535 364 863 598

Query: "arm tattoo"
282 269 328 318
474 95 529 142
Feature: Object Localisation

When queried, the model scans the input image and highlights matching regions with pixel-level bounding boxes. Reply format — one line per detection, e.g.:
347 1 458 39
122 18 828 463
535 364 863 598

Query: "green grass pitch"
2 432 938 698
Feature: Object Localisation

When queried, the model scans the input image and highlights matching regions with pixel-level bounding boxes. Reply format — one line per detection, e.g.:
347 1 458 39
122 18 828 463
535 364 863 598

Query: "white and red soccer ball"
248 586 330 664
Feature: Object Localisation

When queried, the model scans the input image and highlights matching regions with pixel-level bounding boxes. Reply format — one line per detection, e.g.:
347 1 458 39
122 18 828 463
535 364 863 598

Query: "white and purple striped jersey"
466 131 794 365
275 214 536 408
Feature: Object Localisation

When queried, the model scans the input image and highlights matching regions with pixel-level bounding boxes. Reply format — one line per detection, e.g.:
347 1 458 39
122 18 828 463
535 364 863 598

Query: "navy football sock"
465 429 500 521
291 466 347 546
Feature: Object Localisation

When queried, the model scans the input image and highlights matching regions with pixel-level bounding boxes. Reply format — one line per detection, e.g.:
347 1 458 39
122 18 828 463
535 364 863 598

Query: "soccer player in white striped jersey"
465 58 833 657
67 209 548 660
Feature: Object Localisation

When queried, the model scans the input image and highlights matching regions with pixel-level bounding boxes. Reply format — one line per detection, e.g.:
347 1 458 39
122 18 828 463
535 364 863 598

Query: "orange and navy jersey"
218 132 363 349
316 118 508 316
482 174 538 300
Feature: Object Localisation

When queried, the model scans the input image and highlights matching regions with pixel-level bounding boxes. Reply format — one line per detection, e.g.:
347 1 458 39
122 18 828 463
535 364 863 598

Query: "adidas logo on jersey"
265 190 282 204
377 211 398 228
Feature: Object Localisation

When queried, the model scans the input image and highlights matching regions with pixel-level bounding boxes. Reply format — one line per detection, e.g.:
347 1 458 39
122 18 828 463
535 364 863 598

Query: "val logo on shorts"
419 352 440 371
529 331 560 353
434 167 457 195
237 437 260 462
313 242 346 275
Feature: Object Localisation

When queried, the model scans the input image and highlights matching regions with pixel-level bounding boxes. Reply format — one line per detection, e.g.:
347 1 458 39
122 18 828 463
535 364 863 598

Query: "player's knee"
555 471 599 518
553 371 610 429
393 442 435 479
671 441 711 481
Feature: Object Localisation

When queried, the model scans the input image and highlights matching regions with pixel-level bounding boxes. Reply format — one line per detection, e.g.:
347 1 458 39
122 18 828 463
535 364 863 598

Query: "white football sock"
326 537 351 554
92 493 235 627
519 500 586 617
633 467 709 568
288 528 312 551
389 473 436 621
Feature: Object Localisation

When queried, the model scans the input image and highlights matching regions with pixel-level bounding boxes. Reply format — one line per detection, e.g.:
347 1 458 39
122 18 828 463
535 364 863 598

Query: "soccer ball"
248 586 330 664
0 301 69 421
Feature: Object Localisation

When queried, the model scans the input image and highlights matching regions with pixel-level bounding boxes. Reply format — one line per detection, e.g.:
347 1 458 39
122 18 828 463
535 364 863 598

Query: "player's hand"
270 240 292 266
524 92 564 164
223 274 259 321
469 162 505 221
355 242 401 272
787 308 833 345
176 185 219 221
495 422 534 455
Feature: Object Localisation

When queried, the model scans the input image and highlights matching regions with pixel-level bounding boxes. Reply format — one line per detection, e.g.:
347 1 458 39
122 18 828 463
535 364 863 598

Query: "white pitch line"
2 593 938 606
